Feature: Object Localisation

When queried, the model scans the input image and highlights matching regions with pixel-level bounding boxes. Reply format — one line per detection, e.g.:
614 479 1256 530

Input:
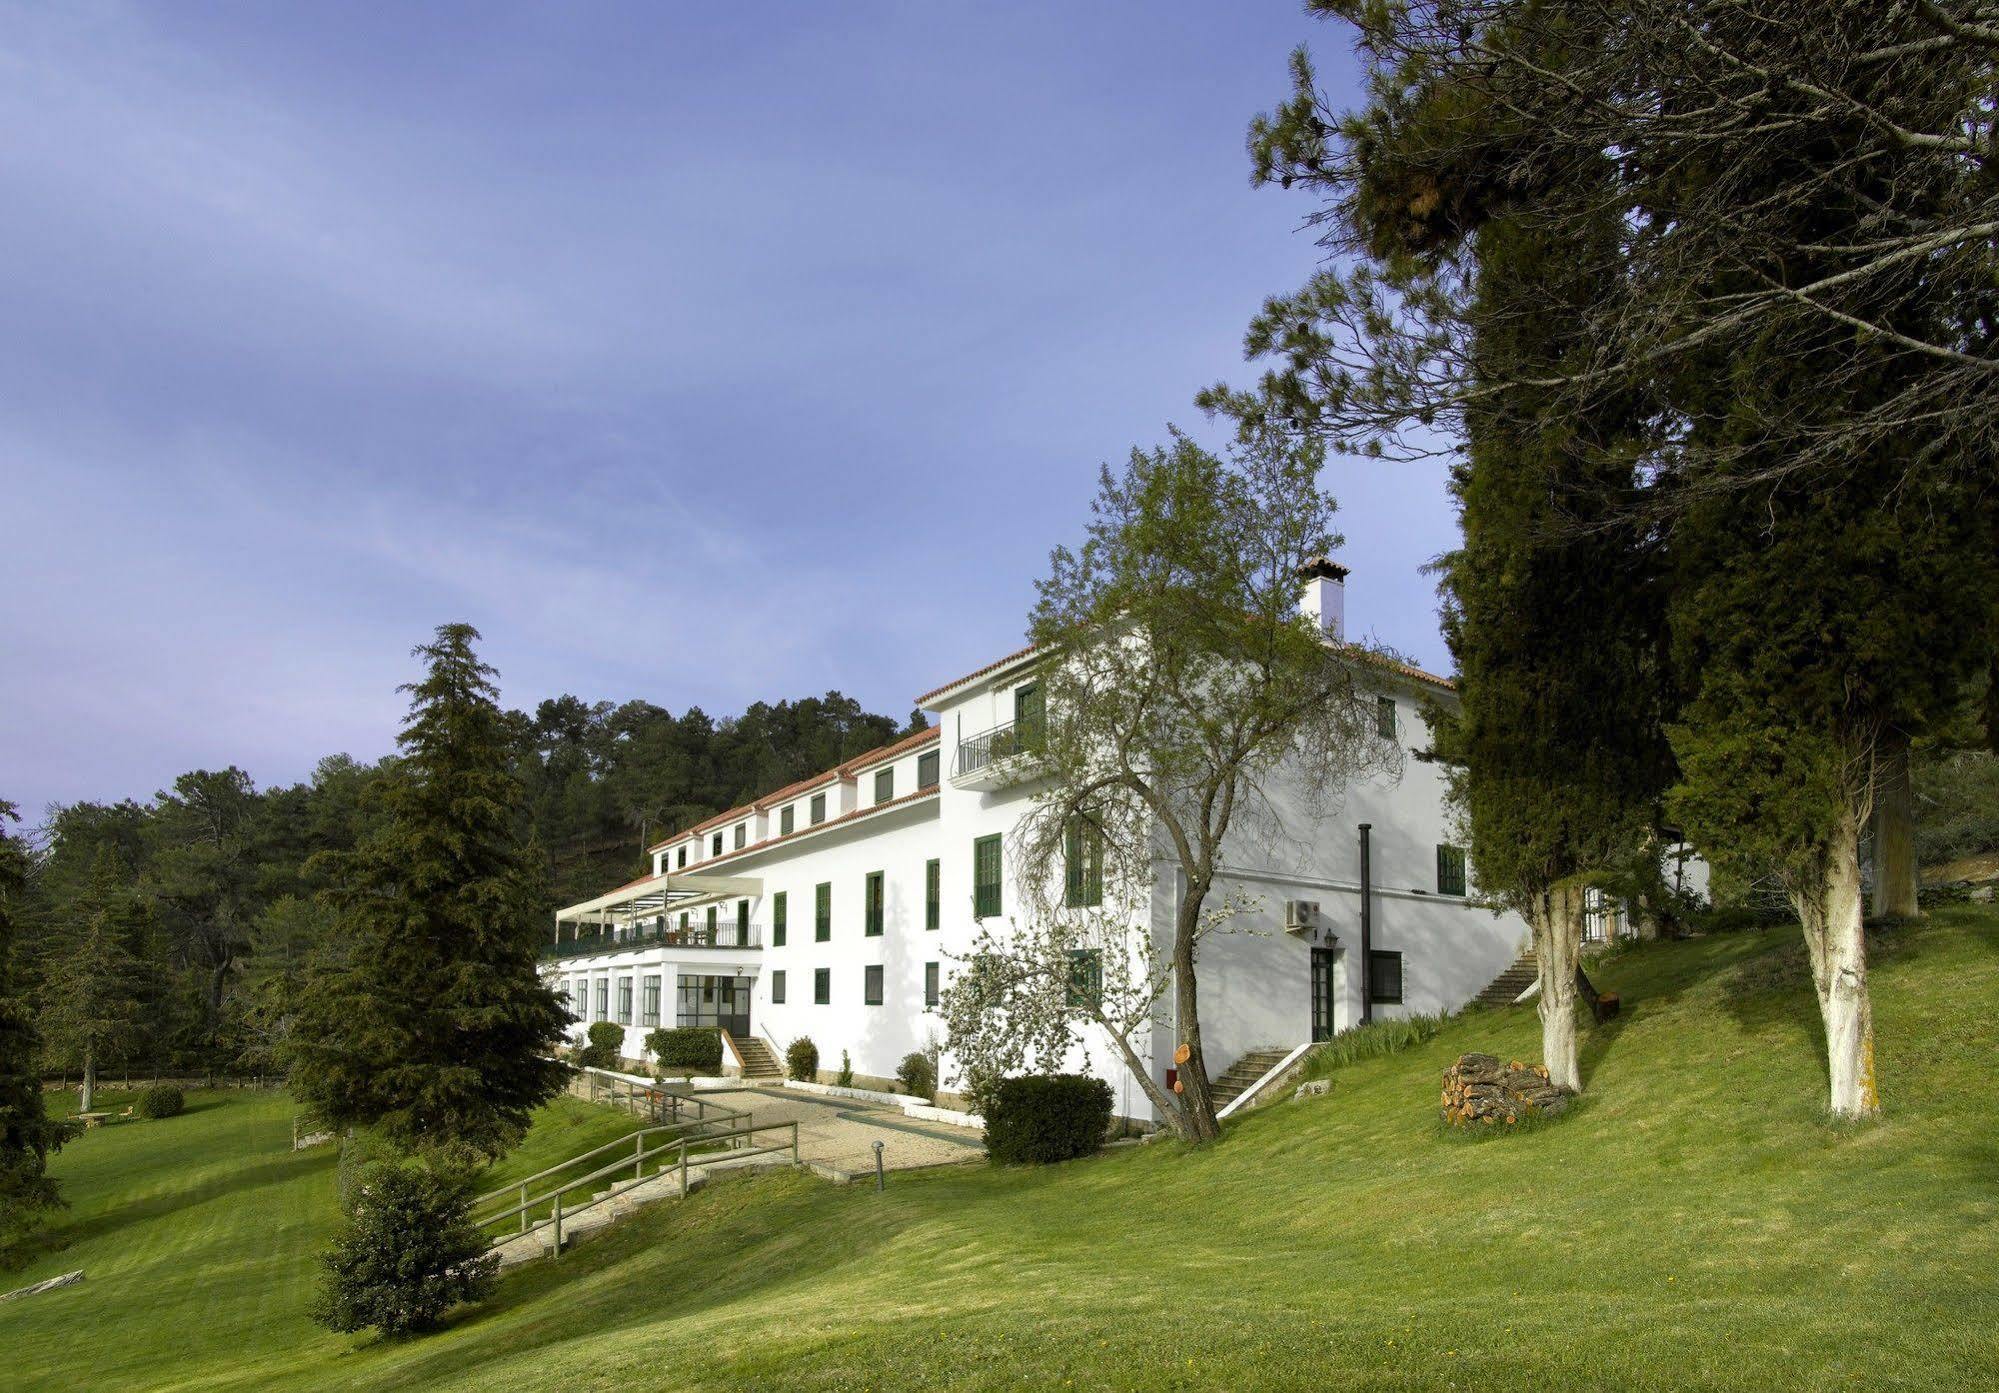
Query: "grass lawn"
5 906 1997 1391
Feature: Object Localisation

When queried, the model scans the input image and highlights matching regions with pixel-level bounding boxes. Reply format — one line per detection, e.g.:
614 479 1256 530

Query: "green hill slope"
7 908 1996 1392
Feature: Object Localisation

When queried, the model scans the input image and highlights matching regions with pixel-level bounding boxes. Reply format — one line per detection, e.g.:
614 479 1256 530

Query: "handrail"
474 1119 802 1256
544 923 763 961
470 1104 748 1210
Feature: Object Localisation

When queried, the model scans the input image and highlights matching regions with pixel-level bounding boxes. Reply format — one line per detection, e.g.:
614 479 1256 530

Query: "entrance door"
1311 947 1338 1042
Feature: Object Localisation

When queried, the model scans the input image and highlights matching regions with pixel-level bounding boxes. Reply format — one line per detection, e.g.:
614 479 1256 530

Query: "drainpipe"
1358 824 1373 1026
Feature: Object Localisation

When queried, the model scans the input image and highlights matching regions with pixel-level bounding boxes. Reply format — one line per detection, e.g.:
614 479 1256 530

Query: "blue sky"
1 2 1457 821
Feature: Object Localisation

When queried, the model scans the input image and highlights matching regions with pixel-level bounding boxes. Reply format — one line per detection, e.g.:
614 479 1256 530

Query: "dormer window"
781 805 795 836
677 846 687 869
711 831 723 856
734 822 747 850
874 767 894 804
810 792 826 825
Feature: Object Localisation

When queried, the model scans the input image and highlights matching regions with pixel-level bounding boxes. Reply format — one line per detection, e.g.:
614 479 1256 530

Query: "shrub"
837 1050 854 1088
983 1074 1113 1166
134 1084 185 1120
312 1161 496 1336
896 1051 937 1101
786 1036 819 1082
578 1021 624 1069
1298 1013 1448 1083
647 1026 721 1076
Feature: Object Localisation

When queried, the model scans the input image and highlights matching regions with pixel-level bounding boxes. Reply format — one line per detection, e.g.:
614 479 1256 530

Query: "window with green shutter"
1065 949 1102 1009
874 767 893 804
735 898 749 940
972 835 1002 918
780 805 794 836
1063 817 1104 908
925 858 940 931
815 881 831 941
917 749 939 787
864 871 884 936
772 891 787 946
771 970 786 1004
813 967 830 1005
705 904 717 938
924 961 939 1008
864 964 884 1005
810 792 826 825
1377 695 1397 740
1436 844 1467 897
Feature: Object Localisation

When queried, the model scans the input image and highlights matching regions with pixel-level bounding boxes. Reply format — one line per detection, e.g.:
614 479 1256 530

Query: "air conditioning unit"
1284 900 1321 933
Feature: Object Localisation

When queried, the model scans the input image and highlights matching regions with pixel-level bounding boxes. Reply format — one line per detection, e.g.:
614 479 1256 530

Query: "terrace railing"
545 921 763 961
952 717 1044 779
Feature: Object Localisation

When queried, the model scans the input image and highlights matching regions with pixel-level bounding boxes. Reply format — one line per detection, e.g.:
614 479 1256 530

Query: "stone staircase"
734 1035 783 1081
1209 1047 1294 1113
1474 952 1539 1008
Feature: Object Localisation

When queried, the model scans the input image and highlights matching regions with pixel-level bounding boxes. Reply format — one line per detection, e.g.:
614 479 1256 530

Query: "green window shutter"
924 961 939 1007
865 872 884 936
706 905 717 935
816 882 831 941
1063 820 1082 907
875 768 893 804
1437 845 1466 897
864 965 883 1005
771 970 786 1004
736 899 749 935
781 806 794 836
1064 819 1103 908
925 859 940 931
1066 950 1102 1009
813 968 829 1005
1377 696 1397 740
973 835 1002 918
772 891 787 946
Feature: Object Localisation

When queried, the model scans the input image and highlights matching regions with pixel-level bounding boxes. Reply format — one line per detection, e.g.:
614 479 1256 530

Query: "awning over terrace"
551 870 763 944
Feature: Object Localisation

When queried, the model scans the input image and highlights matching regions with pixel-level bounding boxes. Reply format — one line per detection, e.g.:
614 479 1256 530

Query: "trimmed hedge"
896 1051 937 1101
786 1036 819 1082
135 1084 185 1120
984 1074 1113 1166
578 1021 624 1069
648 1026 722 1075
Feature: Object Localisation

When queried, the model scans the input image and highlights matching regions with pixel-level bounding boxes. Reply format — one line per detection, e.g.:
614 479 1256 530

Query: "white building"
546 565 1528 1120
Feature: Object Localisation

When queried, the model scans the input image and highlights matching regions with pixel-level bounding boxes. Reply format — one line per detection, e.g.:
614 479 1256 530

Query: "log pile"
1440 1053 1574 1128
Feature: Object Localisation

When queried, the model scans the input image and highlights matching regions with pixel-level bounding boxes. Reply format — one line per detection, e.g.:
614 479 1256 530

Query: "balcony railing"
544 922 763 961
953 718 1044 779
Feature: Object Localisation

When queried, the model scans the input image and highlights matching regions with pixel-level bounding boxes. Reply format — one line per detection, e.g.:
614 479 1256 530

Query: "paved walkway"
697 1085 984 1179
490 1083 983 1266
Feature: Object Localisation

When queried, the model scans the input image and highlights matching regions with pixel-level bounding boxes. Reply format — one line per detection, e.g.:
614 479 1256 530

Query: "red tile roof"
913 641 1039 706
646 725 939 854
667 783 940 871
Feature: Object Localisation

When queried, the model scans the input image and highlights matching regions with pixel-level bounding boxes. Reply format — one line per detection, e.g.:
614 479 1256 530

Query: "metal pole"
1358 822 1374 1027
873 1140 885 1191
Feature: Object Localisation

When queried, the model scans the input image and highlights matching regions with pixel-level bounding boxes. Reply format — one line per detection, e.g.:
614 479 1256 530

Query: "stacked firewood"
1440 1052 1574 1128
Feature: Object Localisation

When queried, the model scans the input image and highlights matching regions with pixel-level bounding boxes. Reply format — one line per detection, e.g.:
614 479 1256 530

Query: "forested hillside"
7 690 923 1076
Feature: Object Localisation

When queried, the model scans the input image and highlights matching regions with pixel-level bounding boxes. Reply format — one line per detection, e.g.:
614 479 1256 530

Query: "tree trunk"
1870 737 1919 921
1171 891 1220 1143
1794 817 1880 1119
1530 883 1586 1091
81 1044 96 1114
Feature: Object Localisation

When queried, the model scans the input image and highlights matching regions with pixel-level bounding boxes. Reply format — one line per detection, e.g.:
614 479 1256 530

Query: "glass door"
1311 948 1338 1042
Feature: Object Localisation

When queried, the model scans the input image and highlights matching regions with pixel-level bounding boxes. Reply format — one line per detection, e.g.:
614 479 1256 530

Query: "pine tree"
40 848 152 1114
290 624 569 1162
0 801 74 1264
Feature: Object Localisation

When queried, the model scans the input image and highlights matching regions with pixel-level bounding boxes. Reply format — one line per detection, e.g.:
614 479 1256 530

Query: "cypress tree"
0 802 73 1263
39 848 152 1114
290 624 568 1162
1431 207 1668 1090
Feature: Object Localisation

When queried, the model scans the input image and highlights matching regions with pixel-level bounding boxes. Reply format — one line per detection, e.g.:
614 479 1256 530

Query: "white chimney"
1298 557 1348 641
